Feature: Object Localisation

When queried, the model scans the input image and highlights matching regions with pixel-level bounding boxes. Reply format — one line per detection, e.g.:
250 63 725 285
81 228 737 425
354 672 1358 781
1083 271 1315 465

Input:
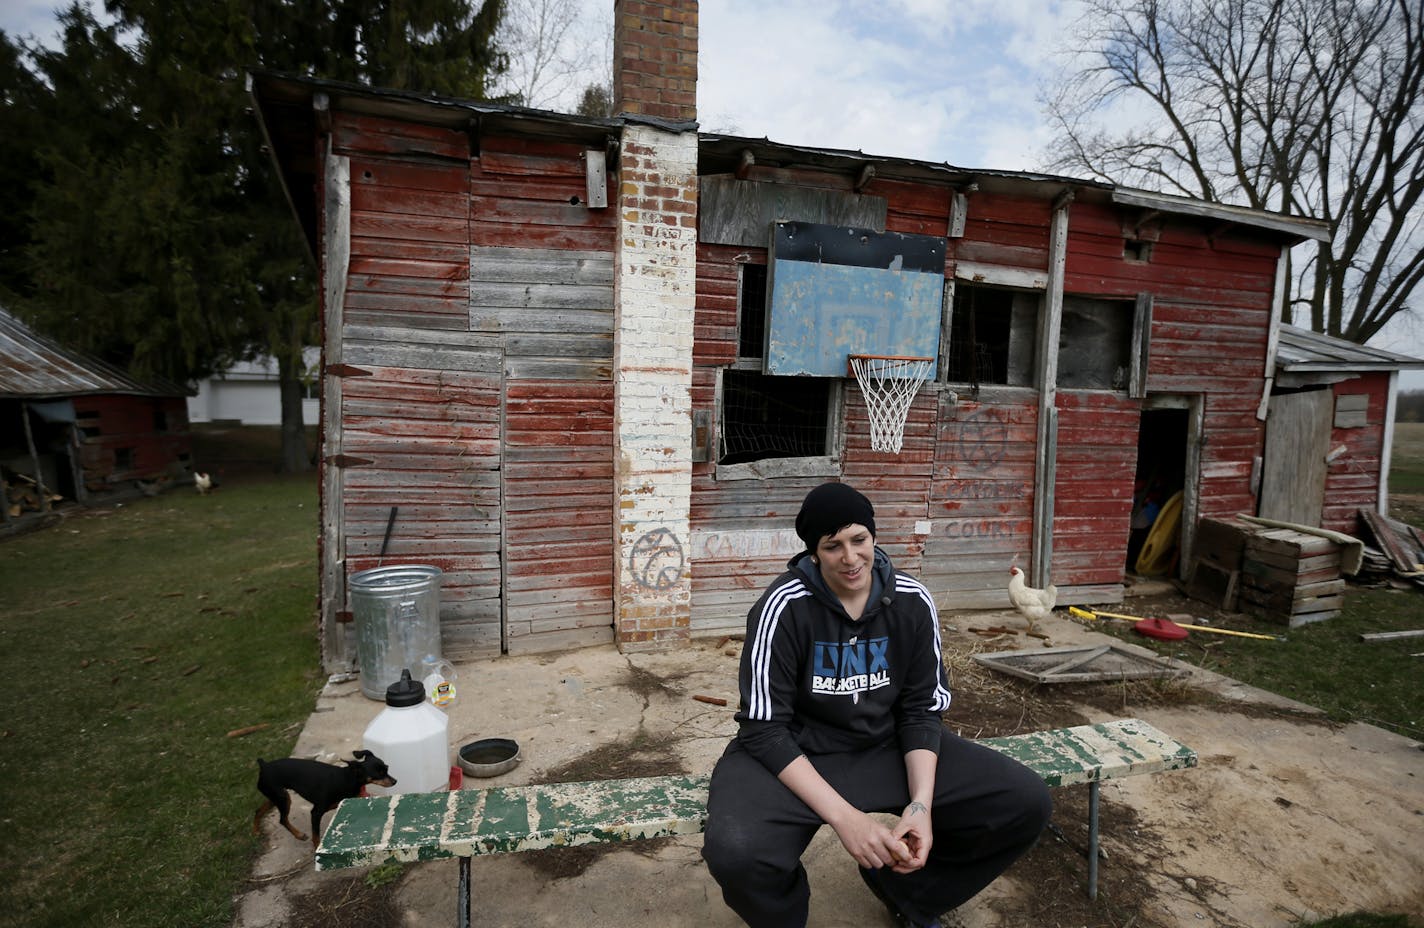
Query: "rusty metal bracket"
325 454 372 468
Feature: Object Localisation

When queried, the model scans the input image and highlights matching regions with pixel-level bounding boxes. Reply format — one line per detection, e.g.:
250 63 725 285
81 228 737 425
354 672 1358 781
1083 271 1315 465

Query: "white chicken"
194 471 213 495
1007 565 1057 632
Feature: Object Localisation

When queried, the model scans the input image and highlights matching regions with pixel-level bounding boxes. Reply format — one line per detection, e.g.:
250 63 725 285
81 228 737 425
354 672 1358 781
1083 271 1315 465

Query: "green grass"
1101 588 1424 739
1390 422 1424 496
0 473 322 928
1300 915 1421 928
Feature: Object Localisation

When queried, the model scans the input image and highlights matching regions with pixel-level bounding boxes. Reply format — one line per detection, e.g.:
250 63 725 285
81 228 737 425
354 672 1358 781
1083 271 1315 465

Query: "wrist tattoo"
907 801 928 816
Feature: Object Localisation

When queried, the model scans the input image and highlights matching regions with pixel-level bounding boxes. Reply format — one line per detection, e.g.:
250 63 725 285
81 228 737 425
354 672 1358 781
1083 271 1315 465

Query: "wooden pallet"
1238 528 1344 626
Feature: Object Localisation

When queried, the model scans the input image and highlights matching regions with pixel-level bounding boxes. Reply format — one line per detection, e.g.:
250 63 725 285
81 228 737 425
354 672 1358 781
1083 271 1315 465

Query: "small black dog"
253 750 397 847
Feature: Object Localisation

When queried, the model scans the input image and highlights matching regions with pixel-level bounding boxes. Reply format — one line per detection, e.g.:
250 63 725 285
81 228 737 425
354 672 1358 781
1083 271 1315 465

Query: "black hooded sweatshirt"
733 546 953 775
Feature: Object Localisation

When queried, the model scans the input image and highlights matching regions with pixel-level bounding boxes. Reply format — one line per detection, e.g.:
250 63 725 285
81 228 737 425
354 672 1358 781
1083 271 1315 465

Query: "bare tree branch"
493 0 609 112
1041 0 1424 345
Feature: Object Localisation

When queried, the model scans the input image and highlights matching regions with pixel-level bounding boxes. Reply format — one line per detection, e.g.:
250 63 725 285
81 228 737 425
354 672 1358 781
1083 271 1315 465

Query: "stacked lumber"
1238 528 1346 626
1354 509 1424 587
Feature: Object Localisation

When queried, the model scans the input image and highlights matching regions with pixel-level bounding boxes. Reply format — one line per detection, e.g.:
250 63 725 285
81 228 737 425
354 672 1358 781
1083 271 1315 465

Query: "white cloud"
695 0 1084 168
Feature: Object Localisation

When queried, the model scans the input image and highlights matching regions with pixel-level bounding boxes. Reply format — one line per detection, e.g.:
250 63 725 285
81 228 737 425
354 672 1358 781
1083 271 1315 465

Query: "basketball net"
849 356 933 454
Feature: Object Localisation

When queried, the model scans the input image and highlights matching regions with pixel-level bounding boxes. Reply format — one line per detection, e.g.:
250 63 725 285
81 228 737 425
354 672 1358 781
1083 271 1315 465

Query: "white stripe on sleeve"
747 579 811 721
896 575 953 711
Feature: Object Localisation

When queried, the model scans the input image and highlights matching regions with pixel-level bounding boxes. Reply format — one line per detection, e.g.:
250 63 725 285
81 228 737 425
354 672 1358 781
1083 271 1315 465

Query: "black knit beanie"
794 482 876 550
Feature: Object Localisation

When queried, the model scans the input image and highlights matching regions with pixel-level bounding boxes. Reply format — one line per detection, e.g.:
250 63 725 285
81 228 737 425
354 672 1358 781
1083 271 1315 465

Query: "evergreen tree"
5 0 507 471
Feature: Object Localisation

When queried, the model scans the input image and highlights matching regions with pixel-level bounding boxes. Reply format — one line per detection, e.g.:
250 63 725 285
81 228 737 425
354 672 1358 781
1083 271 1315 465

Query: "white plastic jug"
419 654 458 709
362 668 449 794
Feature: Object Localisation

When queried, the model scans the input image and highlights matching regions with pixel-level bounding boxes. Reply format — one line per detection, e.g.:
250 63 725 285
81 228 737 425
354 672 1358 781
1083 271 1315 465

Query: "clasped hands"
831 802 931 873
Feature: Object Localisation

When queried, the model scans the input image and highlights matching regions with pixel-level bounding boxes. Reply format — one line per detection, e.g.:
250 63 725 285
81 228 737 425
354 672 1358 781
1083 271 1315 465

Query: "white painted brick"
612 123 699 646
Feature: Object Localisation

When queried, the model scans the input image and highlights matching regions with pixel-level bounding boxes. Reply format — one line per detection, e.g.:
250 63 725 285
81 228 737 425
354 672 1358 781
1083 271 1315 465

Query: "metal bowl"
457 738 521 778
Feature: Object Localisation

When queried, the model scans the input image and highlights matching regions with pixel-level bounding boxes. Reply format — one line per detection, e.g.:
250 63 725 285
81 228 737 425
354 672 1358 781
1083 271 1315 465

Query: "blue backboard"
765 222 945 377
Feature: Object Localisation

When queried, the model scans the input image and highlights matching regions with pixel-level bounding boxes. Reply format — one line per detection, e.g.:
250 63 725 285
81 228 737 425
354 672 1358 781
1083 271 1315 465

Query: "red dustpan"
1133 617 1190 640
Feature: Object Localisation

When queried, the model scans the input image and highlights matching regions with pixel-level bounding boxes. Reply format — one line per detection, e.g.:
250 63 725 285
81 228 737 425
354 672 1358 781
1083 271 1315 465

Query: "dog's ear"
351 749 371 761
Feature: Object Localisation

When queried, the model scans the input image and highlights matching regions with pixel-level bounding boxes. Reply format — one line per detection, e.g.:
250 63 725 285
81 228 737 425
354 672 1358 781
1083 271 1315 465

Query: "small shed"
0 307 192 519
252 0 1378 670
1262 324 1424 533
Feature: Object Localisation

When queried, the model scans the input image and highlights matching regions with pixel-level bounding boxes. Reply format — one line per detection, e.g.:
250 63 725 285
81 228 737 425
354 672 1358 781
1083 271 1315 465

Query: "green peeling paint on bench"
315 718 1195 871
317 774 712 870
977 717 1197 788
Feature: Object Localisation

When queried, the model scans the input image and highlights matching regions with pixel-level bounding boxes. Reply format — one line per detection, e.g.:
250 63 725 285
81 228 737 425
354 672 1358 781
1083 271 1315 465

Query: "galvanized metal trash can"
349 565 443 701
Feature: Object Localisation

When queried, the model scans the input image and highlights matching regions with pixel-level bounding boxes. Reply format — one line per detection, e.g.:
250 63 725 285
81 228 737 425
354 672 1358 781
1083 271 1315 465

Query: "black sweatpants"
700 727 1052 927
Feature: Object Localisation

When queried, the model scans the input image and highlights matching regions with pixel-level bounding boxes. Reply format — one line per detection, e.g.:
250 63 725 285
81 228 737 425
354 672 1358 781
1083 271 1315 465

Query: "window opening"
946 284 1026 386
1058 296 1133 391
720 370 831 464
719 262 838 467
737 263 768 358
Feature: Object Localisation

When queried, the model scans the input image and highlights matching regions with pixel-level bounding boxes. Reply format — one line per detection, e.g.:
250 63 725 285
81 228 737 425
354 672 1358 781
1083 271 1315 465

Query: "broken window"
1058 297 1132 390
944 283 1037 387
718 262 841 468
1058 294 1152 395
720 370 833 464
1123 239 1154 262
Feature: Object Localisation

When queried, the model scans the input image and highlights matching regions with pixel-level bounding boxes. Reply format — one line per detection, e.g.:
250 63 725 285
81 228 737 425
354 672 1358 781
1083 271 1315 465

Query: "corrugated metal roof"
1276 324 1424 372
0 307 187 399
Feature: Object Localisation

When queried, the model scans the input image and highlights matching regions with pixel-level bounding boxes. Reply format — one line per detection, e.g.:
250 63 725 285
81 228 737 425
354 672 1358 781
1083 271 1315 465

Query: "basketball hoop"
848 355 934 454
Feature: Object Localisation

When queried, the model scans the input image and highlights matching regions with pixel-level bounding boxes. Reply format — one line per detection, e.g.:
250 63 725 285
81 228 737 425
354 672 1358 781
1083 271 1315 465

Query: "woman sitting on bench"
701 482 1052 928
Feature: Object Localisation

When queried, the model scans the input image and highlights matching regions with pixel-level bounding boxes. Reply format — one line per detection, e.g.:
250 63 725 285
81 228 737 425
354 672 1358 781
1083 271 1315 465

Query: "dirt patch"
519 681 692 881
963 786 1164 928
244 609 1424 928
935 605 1382 928
284 872 402 928
621 658 692 704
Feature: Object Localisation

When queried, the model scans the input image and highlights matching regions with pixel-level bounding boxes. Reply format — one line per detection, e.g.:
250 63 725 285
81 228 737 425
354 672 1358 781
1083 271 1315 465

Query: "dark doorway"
1128 408 1188 572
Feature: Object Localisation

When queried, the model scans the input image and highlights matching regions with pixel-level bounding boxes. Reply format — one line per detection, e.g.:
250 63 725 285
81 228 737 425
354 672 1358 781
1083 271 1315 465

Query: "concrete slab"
236 609 1424 927
239 637 910 926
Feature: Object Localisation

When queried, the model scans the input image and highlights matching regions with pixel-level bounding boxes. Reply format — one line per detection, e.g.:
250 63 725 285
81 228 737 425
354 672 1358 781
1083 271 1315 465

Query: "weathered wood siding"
501 380 615 651
1324 373 1388 534
339 353 503 655
471 135 618 653
684 180 1292 625
72 394 191 492
921 392 1039 608
921 190 1054 605
688 219 938 633
1065 201 1280 531
950 192 1054 286
841 382 937 573
332 113 507 659
1053 390 1139 589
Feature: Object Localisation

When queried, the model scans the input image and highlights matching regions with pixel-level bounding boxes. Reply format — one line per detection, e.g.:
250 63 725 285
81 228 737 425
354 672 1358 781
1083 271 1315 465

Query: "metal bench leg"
458 856 471 928
1087 781 1100 901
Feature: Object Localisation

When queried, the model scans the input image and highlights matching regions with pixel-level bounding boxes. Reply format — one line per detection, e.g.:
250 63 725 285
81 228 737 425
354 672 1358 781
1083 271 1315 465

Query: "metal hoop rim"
846 354 935 377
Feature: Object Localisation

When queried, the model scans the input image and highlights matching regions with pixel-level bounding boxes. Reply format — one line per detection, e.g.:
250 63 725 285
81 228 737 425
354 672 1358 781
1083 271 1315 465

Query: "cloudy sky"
4 0 1420 381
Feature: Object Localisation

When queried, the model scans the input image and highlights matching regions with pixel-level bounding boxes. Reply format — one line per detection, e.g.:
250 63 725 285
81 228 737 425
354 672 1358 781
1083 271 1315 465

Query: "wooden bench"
317 718 1195 925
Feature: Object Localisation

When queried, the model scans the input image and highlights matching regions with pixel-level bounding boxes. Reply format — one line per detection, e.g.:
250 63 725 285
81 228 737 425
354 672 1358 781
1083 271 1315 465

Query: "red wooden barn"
1266 324 1424 534
0 307 192 521
250 1 1415 669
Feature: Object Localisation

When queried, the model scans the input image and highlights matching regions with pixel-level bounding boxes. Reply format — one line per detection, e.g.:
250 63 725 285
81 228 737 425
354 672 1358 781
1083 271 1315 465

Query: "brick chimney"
610 2 699 652
613 0 698 122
